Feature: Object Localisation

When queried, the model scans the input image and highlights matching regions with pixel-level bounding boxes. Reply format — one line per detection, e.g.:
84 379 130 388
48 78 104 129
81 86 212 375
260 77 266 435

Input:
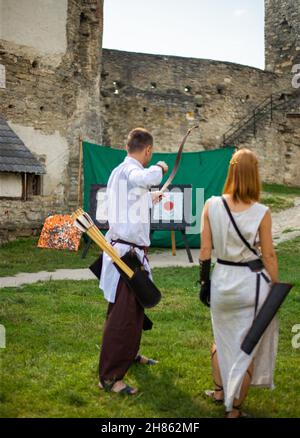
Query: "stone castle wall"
100 48 299 187
0 0 103 244
265 0 300 75
100 49 279 151
0 0 299 245
232 105 300 186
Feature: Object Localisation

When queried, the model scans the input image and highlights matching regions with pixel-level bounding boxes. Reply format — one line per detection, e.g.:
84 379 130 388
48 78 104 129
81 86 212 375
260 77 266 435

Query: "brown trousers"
99 277 145 384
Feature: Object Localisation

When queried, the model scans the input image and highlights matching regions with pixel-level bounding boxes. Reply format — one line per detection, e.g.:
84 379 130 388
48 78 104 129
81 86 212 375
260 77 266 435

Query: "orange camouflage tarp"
38 214 82 251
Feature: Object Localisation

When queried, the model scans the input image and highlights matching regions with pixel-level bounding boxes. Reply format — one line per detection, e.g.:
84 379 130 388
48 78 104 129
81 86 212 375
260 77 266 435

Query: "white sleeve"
148 191 153 209
127 165 163 188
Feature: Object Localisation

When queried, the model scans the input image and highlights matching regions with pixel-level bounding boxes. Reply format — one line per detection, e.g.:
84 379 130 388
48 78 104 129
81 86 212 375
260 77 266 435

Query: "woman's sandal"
225 370 253 417
99 380 138 395
205 349 224 404
204 381 224 404
226 405 251 418
134 354 158 365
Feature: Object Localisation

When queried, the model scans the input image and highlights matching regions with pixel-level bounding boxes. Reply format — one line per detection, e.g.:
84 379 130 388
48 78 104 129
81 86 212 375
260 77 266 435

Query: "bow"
160 125 199 193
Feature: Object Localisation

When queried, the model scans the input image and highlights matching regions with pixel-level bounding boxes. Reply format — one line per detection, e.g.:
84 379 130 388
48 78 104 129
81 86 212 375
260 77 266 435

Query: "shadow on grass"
129 361 217 418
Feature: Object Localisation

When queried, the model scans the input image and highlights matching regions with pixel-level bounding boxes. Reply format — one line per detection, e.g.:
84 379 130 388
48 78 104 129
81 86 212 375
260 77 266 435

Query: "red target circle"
163 201 174 211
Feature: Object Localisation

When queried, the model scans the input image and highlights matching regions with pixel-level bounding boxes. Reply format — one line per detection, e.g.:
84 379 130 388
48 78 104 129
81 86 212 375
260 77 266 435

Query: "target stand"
150 184 193 263
82 184 193 263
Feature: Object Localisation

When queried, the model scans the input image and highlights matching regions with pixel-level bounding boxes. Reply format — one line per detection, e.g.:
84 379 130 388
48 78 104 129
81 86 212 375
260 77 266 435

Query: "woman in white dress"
199 148 279 418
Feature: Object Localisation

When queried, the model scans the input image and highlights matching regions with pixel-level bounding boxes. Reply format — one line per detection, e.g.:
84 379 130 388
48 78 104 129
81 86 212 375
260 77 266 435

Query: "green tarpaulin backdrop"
83 142 234 248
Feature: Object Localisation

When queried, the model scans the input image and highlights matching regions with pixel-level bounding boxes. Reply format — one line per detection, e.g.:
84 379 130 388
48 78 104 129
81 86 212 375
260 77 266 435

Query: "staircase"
221 89 300 147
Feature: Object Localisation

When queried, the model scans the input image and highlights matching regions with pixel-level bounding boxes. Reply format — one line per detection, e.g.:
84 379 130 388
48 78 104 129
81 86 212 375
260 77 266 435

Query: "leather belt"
111 238 149 255
217 258 271 316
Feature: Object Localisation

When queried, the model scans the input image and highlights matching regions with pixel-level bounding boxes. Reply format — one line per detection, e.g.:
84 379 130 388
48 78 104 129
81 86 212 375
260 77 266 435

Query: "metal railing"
221 90 300 147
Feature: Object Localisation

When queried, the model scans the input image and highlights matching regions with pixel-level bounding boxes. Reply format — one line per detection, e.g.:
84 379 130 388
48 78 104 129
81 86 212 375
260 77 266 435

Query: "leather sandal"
225 370 253 417
134 354 158 365
118 385 138 395
204 381 224 404
226 404 252 418
99 380 138 395
205 348 224 403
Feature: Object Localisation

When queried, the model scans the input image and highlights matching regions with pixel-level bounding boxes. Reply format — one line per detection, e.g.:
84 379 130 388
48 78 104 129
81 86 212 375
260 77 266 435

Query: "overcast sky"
103 0 265 69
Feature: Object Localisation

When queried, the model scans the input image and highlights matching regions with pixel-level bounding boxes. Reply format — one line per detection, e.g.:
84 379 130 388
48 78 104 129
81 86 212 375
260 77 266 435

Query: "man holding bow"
98 127 168 395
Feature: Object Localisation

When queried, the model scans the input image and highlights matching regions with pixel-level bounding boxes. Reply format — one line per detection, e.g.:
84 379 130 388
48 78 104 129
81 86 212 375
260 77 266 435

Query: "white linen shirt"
99 156 163 303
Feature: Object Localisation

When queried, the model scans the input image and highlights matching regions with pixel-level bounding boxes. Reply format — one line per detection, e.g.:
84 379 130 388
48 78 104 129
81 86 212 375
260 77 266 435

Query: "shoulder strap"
221 196 258 257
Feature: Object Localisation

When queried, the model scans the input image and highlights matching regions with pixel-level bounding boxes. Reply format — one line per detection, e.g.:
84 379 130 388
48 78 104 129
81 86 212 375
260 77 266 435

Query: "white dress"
208 195 279 411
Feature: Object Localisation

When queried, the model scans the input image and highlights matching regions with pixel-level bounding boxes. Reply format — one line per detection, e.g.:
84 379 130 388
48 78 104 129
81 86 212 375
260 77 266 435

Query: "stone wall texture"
100 49 299 187
265 0 300 74
0 0 299 245
100 49 279 151
0 0 103 244
230 96 300 186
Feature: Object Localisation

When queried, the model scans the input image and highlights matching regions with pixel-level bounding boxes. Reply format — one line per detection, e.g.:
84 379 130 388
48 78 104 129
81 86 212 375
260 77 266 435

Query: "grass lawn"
0 238 166 278
0 237 101 278
262 183 300 196
0 182 299 278
0 237 299 418
261 182 300 213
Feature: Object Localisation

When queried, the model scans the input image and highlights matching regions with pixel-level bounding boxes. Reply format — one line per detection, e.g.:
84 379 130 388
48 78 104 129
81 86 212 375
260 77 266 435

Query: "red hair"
223 148 261 203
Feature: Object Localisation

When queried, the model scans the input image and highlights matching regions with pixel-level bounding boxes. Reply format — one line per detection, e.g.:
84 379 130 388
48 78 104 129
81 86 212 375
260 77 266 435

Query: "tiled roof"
0 115 45 174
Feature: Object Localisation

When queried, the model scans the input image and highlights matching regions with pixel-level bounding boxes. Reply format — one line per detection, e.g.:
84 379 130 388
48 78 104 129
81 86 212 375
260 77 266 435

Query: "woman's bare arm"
199 200 213 261
259 209 279 283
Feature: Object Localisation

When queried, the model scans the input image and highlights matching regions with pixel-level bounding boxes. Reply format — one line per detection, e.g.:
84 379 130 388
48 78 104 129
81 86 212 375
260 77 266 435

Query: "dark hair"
127 128 153 152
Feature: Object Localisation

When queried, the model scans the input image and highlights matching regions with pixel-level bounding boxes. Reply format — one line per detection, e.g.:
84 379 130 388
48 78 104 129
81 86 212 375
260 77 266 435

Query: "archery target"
96 189 108 223
153 192 183 222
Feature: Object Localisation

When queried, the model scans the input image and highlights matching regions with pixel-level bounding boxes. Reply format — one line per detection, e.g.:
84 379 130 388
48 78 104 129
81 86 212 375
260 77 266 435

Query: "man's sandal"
204 381 224 404
99 380 138 395
116 385 137 395
134 354 158 365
